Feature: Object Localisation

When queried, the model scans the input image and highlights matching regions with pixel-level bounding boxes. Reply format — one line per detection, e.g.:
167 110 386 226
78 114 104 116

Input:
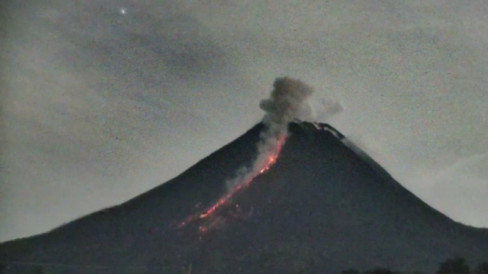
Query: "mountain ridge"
1 122 487 273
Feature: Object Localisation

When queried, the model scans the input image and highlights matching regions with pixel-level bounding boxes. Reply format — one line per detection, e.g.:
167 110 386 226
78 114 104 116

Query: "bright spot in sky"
119 8 127 15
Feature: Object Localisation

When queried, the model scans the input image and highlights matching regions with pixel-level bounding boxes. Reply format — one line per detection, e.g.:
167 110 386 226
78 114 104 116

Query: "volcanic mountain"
1 122 488 273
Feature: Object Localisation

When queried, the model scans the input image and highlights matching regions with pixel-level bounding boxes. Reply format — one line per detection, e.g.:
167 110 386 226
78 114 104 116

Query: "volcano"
1 122 488 273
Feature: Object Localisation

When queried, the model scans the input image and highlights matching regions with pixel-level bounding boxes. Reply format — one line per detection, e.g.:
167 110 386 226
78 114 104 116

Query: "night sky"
1 0 488 242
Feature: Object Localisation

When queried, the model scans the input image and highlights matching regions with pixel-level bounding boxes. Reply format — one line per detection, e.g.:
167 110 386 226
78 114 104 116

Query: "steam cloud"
260 77 314 133
226 77 314 189
311 98 344 121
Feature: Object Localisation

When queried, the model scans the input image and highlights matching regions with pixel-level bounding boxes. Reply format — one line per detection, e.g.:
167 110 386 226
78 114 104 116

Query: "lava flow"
177 134 286 228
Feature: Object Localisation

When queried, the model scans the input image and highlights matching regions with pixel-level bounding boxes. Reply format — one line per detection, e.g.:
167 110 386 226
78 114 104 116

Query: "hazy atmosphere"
1 0 487 242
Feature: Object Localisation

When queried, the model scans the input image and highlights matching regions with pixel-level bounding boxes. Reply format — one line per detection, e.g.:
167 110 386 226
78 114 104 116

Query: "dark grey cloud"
29 0 230 88
0 0 244 241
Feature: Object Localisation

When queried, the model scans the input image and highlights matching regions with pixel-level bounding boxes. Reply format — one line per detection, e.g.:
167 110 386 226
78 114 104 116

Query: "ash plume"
311 98 344 122
226 77 314 189
259 77 314 133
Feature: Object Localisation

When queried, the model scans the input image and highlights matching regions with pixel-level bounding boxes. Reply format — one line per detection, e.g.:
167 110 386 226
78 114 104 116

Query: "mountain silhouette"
1 122 487 273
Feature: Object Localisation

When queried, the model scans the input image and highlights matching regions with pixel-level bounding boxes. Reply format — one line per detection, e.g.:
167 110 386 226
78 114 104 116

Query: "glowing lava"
178 134 286 228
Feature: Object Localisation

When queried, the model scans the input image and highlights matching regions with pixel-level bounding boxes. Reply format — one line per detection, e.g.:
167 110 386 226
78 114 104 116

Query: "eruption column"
178 77 313 228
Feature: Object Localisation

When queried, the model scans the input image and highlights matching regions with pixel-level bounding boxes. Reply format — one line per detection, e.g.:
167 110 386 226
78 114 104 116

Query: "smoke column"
178 77 314 226
226 77 314 190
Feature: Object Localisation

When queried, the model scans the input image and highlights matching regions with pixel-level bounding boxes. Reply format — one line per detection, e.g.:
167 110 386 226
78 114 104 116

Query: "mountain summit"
1 122 488 273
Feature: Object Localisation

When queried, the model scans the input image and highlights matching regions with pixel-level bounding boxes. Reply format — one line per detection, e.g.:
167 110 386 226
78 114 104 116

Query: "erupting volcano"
197 134 285 220
179 77 311 229
1 78 488 274
179 133 286 228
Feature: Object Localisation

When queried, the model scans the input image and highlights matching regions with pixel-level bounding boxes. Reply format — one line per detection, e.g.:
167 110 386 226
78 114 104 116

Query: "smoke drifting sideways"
312 98 344 122
226 77 314 190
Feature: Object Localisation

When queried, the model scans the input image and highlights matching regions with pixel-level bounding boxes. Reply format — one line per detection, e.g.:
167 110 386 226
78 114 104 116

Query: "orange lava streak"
199 193 233 219
178 134 286 228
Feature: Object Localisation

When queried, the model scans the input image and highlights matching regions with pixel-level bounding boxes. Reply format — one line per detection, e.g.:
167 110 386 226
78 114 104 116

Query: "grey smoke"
226 77 314 189
311 98 344 122
260 77 315 132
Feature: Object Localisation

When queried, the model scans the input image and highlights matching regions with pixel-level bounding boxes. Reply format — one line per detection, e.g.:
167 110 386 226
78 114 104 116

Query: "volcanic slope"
1 122 488 273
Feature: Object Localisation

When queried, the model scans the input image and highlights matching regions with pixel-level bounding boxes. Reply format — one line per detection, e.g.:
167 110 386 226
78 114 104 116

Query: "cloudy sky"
1 0 487 242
